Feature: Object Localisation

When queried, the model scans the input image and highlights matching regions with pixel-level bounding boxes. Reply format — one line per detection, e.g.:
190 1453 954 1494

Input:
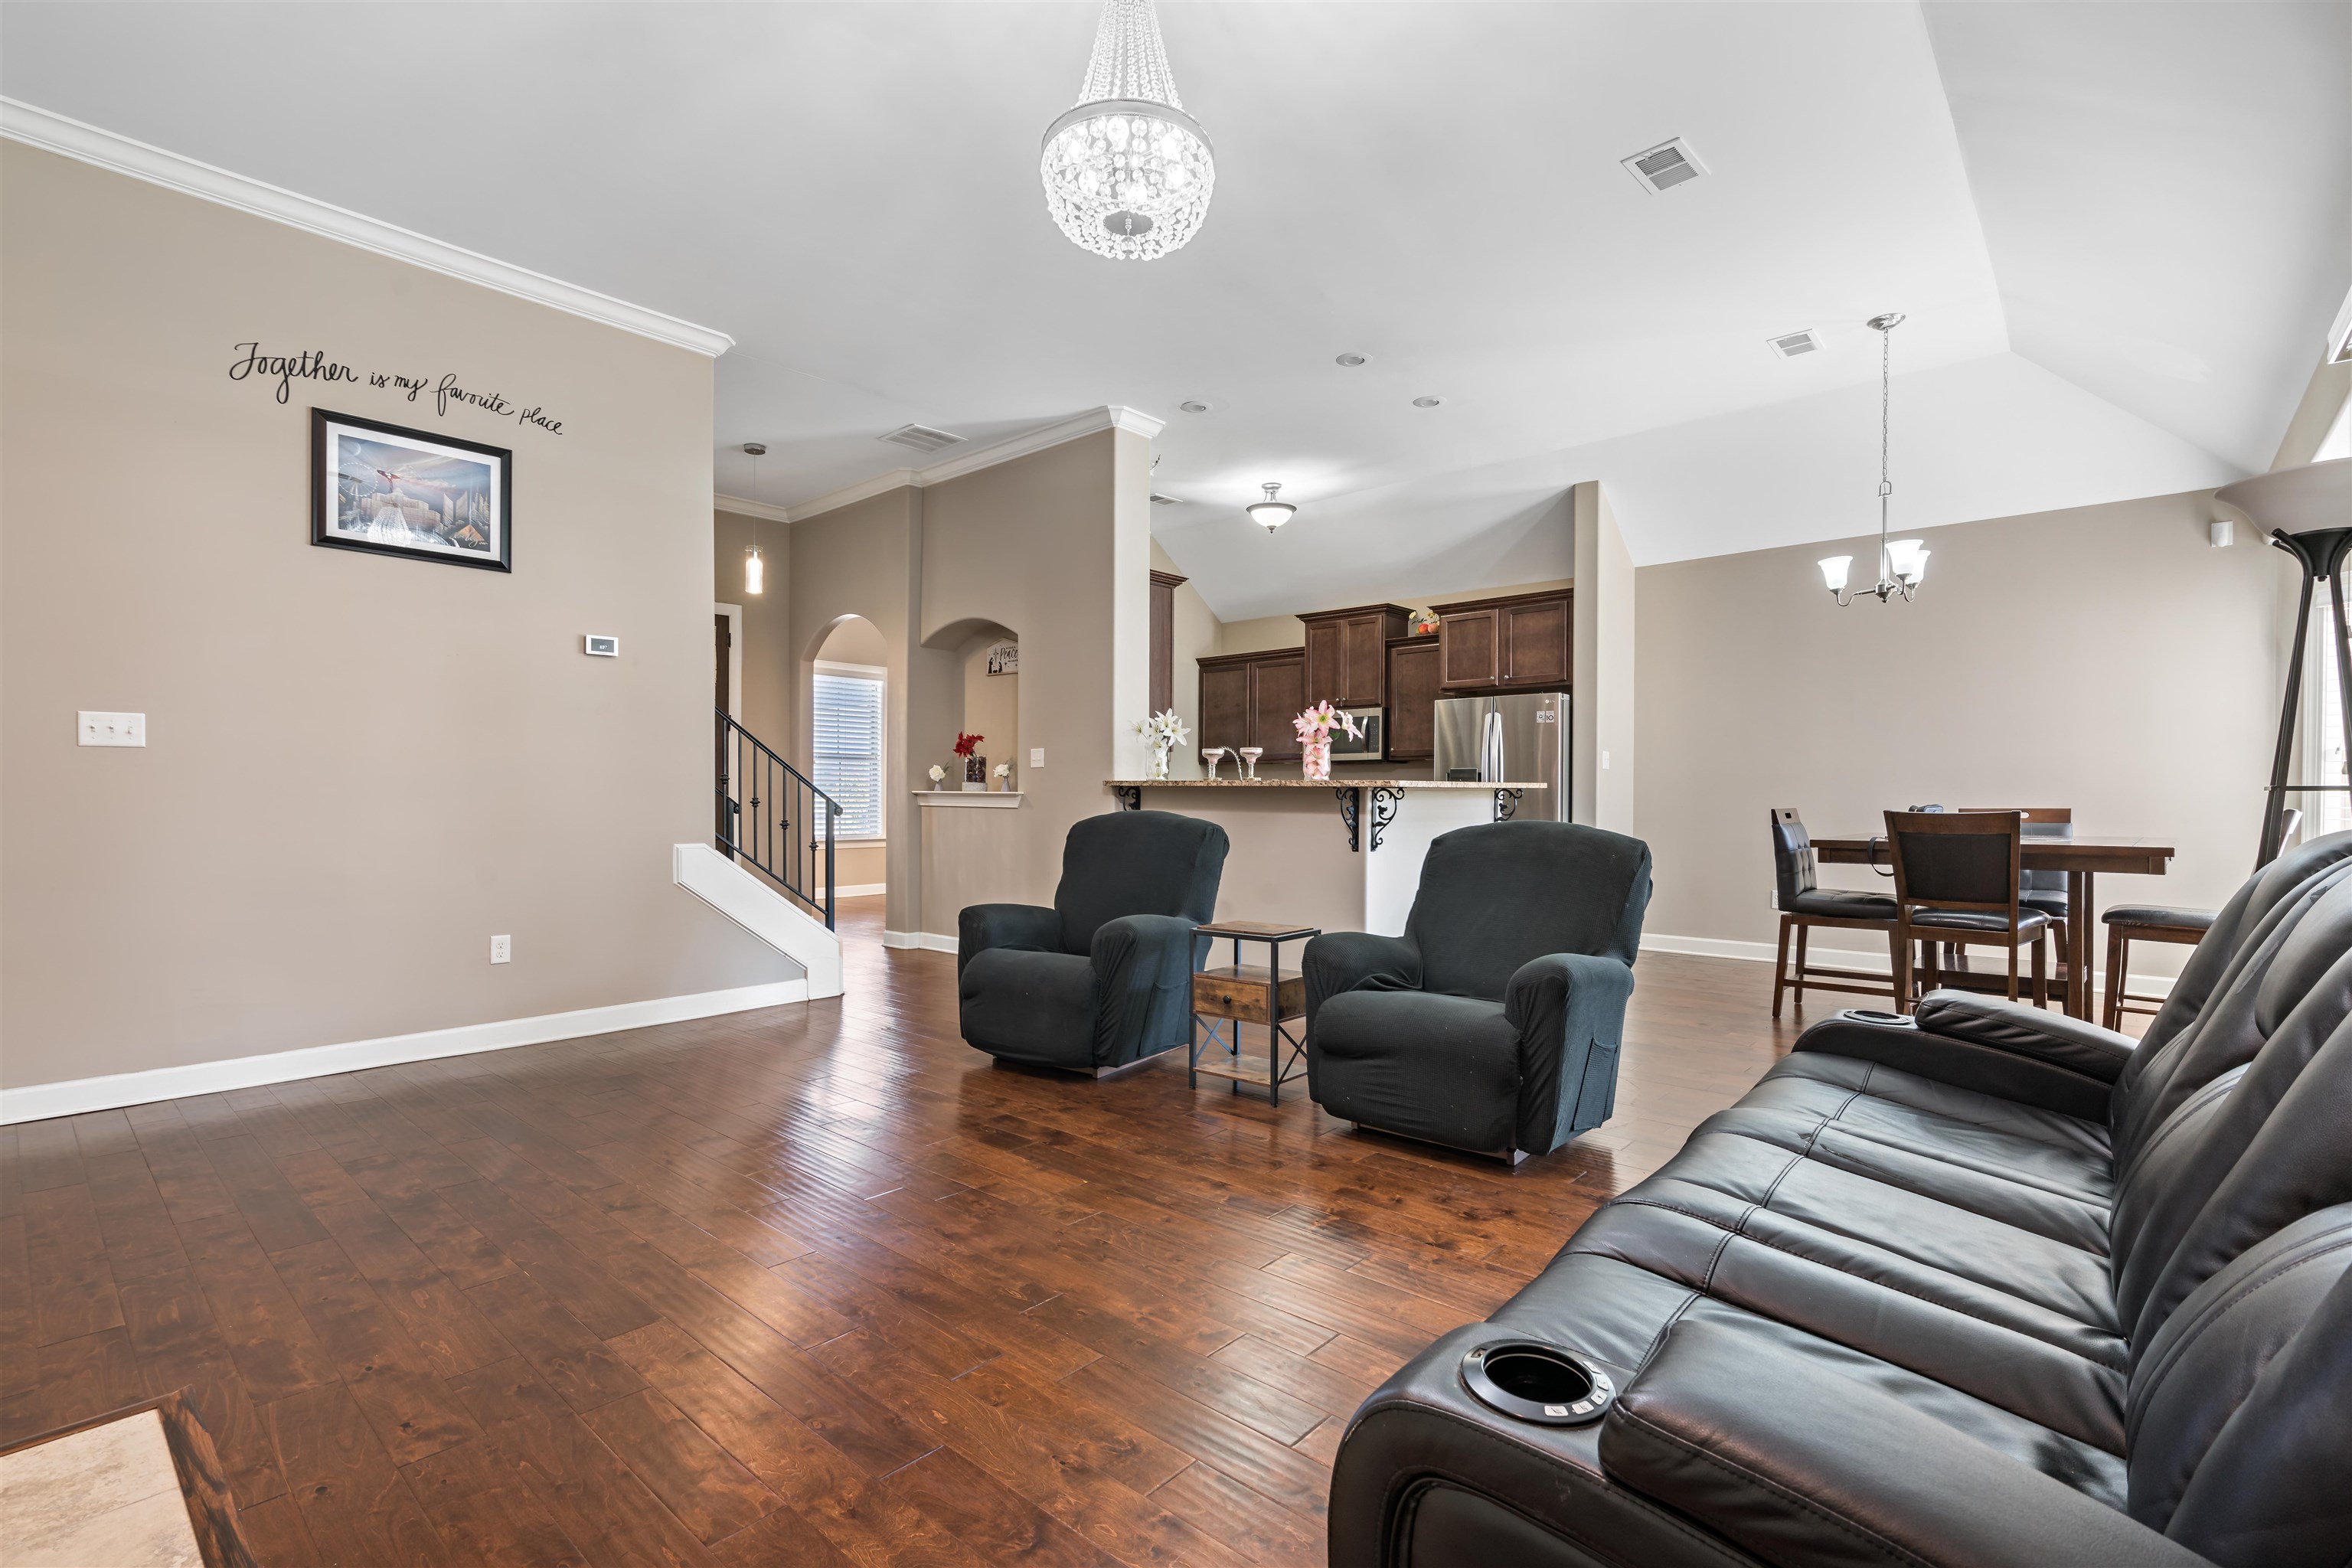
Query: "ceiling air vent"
1622 138 1707 194
880 423 964 453
1769 328 1821 359
1150 493 1184 505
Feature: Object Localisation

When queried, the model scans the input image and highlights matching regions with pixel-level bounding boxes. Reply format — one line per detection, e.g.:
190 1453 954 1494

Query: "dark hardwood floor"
0 897 1807 1566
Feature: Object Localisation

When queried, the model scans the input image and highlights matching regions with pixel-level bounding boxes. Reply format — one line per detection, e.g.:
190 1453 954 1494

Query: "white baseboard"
882 929 959 953
1639 932 2175 1000
828 883 887 898
0 978 809 1125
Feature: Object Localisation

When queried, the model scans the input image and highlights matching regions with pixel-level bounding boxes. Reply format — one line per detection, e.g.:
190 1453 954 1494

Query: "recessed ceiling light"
1412 397 1442 408
1335 353 1369 368
1178 400 1210 413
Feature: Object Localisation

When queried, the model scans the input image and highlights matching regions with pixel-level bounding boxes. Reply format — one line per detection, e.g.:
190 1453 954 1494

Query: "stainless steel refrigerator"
1432 691 1569 822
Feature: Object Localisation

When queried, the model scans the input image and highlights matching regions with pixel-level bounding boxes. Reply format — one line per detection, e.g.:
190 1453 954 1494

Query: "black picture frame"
312 407 512 572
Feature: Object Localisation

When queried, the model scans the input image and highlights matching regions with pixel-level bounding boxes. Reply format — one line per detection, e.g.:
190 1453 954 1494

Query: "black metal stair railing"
714 710 841 930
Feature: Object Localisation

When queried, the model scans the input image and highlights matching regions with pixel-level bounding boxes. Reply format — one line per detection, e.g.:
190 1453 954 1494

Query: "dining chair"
1768 808 1902 1016
1960 805 2073 998
2103 807 2301 1031
1883 809 2050 1008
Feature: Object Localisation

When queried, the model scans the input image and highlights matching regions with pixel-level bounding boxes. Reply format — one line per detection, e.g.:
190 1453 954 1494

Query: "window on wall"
813 662 886 840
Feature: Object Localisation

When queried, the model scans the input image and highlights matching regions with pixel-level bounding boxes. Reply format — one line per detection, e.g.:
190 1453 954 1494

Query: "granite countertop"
1106 778 1547 789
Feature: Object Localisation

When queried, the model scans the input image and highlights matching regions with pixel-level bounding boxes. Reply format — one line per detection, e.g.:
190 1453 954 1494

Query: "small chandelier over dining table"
1040 0 1215 261
1819 312 1929 606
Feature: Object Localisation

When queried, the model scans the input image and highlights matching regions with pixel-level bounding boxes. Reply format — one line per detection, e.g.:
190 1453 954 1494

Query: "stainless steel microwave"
1328 707 1384 761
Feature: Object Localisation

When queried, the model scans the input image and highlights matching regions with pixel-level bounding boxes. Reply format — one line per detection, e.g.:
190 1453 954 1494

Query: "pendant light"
1040 0 1215 261
1820 312 1928 606
742 443 766 595
1246 482 1295 531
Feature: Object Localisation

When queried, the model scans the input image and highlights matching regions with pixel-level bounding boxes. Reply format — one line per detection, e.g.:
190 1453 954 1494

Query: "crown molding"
784 406 1166 523
713 493 795 524
2 97 736 358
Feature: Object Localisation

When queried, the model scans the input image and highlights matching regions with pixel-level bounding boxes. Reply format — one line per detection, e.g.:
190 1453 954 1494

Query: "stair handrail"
714 710 841 930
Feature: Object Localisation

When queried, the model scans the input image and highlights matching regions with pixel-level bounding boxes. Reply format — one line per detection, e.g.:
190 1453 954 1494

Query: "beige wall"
1572 483 1637 830
1635 487 2280 977
957 629 1019 784
714 508 791 753
2 145 793 1091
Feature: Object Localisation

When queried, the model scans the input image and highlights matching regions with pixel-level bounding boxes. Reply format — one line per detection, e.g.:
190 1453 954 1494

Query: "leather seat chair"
957 810 1227 1074
1331 829 2352 1568
1302 822 1651 1164
1767 807 1900 1015
2105 809 2301 1031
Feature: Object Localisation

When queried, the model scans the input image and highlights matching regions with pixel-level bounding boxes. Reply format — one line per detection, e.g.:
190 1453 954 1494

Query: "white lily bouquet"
1134 709 1188 781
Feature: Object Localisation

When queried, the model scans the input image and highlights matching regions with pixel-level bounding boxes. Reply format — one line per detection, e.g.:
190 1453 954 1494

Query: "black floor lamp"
2215 459 2352 869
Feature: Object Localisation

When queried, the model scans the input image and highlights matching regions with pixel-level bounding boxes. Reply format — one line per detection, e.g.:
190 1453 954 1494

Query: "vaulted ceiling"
5 1 2342 619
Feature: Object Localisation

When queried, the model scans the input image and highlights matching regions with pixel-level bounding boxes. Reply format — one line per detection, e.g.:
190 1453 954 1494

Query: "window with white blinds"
812 664 885 839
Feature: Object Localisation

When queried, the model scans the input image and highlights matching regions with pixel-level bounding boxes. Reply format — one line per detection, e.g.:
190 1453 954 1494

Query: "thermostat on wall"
584 635 620 657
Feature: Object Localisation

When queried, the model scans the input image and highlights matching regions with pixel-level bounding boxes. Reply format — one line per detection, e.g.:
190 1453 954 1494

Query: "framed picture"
986 641 1018 675
312 408 511 571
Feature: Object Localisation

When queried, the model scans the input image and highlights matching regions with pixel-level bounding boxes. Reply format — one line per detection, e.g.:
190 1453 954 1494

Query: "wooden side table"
1191 920 1319 1105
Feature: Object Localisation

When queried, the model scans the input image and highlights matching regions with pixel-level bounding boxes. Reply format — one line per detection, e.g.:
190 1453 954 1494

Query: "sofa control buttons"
1460 1341 1615 1427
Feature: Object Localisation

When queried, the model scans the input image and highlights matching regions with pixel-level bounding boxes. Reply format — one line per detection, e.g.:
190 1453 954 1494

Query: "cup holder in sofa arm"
1460 1341 1617 1427
1835 1008 1916 1028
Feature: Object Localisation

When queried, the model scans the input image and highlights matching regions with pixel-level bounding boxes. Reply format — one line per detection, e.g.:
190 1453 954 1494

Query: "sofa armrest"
1507 953 1637 1154
1302 931 1422 1038
1910 993 2136 1083
1599 1319 2213 1568
1089 913 1202 1066
958 902 1062 982
1789 1001 2120 1121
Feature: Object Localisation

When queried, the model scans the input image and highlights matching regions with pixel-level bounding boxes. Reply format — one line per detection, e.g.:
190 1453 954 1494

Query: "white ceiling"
3 2 2342 619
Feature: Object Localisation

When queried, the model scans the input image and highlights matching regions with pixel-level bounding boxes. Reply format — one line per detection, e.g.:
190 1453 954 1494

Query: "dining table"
1808 833 2177 1021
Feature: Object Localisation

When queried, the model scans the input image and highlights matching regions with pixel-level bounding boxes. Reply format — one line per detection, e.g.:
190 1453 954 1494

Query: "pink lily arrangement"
1293 701 1361 782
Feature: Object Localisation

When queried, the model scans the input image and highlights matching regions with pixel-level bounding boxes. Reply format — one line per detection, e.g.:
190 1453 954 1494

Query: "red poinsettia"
953 731 985 758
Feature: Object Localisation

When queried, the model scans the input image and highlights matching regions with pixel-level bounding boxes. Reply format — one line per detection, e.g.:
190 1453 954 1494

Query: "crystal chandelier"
1819 312 1929 606
1040 0 1214 261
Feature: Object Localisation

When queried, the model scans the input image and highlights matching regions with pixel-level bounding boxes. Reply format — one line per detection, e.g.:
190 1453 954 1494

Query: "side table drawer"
1193 965 1305 1025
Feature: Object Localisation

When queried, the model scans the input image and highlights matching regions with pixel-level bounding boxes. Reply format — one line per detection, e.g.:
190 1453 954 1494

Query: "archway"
808 615 890 926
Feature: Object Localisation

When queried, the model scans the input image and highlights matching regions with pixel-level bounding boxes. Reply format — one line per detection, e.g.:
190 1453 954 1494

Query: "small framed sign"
584 635 619 657
313 408 512 571
986 641 1018 675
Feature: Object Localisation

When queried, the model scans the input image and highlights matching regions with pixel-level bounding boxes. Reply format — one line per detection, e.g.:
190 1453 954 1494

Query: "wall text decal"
229 341 565 436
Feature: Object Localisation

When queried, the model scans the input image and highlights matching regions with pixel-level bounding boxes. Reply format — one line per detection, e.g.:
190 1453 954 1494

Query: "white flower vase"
1302 739 1331 782
1148 739 1174 782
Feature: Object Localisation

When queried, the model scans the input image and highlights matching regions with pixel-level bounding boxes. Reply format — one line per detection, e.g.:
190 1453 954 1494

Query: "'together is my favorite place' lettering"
227 342 565 435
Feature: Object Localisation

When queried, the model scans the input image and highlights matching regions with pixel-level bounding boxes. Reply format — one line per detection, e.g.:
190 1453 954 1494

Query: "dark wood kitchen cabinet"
1197 648 1307 760
1301 603 1412 710
1433 589 1572 691
1385 635 1442 762
1149 569 1186 716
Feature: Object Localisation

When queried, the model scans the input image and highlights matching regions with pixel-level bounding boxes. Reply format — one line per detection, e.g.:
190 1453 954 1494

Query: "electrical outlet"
79 711 146 747
1030 748 1044 768
490 935 511 965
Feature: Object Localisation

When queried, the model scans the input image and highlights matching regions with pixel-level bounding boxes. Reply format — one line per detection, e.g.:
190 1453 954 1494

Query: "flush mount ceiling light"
1413 396 1442 408
1335 353 1370 367
1818 313 1928 606
741 443 767 595
1178 400 1210 413
1040 0 1214 261
1245 482 1296 531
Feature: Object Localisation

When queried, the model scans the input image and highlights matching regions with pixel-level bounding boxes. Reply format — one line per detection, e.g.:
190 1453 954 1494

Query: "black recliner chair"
958 809 1227 1074
1303 821 1653 1163
1331 829 2352 1568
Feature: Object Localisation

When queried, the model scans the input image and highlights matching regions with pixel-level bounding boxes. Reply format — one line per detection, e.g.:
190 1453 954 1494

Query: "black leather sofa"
1302 821 1653 1163
1331 831 2352 1568
958 809 1227 1073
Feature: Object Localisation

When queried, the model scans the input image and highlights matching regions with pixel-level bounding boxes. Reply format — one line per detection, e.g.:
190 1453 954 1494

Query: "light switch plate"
490 935 511 964
79 712 145 747
1030 748 1045 768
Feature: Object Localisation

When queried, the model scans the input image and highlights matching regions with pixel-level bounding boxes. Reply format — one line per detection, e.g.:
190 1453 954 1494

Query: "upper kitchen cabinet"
1385 635 1442 762
1197 648 1308 760
1301 603 1412 709
1149 570 1186 716
1433 589 1573 691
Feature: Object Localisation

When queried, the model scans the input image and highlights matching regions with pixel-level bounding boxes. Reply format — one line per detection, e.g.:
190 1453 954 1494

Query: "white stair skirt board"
1639 933 2177 1001
672 843 843 999
883 931 961 953
0 977 809 1125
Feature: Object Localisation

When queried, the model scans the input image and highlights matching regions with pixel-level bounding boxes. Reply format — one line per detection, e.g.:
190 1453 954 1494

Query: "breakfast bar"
1103 778 1547 939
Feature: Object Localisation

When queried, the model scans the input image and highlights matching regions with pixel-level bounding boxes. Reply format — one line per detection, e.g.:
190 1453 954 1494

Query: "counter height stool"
1769 808 1902 1017
1191 920 1318 1103
2103 809 2299 1031
1885 808 2050 1009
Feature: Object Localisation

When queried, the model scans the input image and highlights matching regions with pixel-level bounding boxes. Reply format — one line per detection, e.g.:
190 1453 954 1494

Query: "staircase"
675 713 844 999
